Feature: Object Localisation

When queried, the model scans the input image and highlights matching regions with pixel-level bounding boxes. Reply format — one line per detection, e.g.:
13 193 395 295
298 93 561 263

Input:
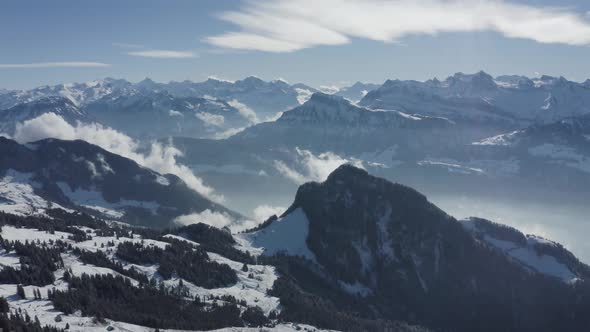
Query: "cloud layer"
127 50 196 58
0 62 110 69
206 0 590 52
12 113 223 203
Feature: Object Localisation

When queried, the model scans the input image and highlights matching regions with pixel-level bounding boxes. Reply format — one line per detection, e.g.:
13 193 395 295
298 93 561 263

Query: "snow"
484 236 577 282
473 130 521 146
195 252 281 315
460 218 578 282
0 170 69 216
57 182 162 218
240 208 316 262
163 234 200 246
1 225 73 244
0 249 21 270
418 160 485 175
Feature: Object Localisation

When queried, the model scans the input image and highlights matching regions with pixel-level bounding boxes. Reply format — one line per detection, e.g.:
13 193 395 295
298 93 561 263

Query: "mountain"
335 82 381 102
445 114 590 193
84 90 251 139
246 165 590 332
232 92 455 155
0 137 237 228
0 97 89 136
165 76 315 118
0 76 315 118
0 77 319 138
0 78 135 109
360 71 590 126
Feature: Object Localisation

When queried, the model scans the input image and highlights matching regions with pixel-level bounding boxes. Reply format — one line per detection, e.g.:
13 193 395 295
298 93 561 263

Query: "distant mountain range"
360 71 590 126
0 76 318 129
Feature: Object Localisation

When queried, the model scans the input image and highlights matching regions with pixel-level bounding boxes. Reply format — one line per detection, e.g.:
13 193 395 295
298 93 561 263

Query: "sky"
1 0 590 89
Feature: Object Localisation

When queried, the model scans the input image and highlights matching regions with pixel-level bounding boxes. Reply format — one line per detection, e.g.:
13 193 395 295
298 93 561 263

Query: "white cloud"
213 127 247 139
0 62 110 69
12 113 223 203
318 85 340 94
252 205 286 221
196 112 225 127
274 147 363 184
227 99 260 123
173 209 234 228
206 0 590 52
174 209 262 232
127 50 197 58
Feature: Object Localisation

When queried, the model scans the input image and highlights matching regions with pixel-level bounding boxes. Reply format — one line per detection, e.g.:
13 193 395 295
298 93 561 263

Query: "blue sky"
1 0 590 89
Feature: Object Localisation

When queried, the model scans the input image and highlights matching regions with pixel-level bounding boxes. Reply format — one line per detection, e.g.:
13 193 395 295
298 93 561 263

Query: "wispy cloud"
127 50 197 58
0 62 110 69
206 0 590 52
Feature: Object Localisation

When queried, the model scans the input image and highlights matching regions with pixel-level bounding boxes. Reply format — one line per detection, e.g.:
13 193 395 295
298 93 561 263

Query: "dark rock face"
281 165 590 332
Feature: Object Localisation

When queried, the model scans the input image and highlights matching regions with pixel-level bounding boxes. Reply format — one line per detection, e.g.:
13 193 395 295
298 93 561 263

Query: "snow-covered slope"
241 208 316 261
460 217 586 282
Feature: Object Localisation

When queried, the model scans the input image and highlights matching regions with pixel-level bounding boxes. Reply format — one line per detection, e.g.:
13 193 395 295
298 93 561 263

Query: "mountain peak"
325 163 369 183
306 92 348 105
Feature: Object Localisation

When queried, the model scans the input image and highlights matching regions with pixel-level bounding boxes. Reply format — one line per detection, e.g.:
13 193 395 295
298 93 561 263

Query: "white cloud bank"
252 205 285 221
0 62 110 69
127 50 196 58
12 113 223 203
174 209 263 233
206 0 590 52
228 99 260 124
274 147 363 184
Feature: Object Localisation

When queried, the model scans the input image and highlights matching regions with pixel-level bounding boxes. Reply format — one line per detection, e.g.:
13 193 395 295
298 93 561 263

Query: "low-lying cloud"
252 205 285 221
207 0 590 52
12 113 223 203
174 209 263 233
274 147 363 184
228 99 260 124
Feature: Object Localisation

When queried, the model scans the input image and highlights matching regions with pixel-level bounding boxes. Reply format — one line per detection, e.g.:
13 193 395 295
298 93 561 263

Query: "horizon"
2 69 589 92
